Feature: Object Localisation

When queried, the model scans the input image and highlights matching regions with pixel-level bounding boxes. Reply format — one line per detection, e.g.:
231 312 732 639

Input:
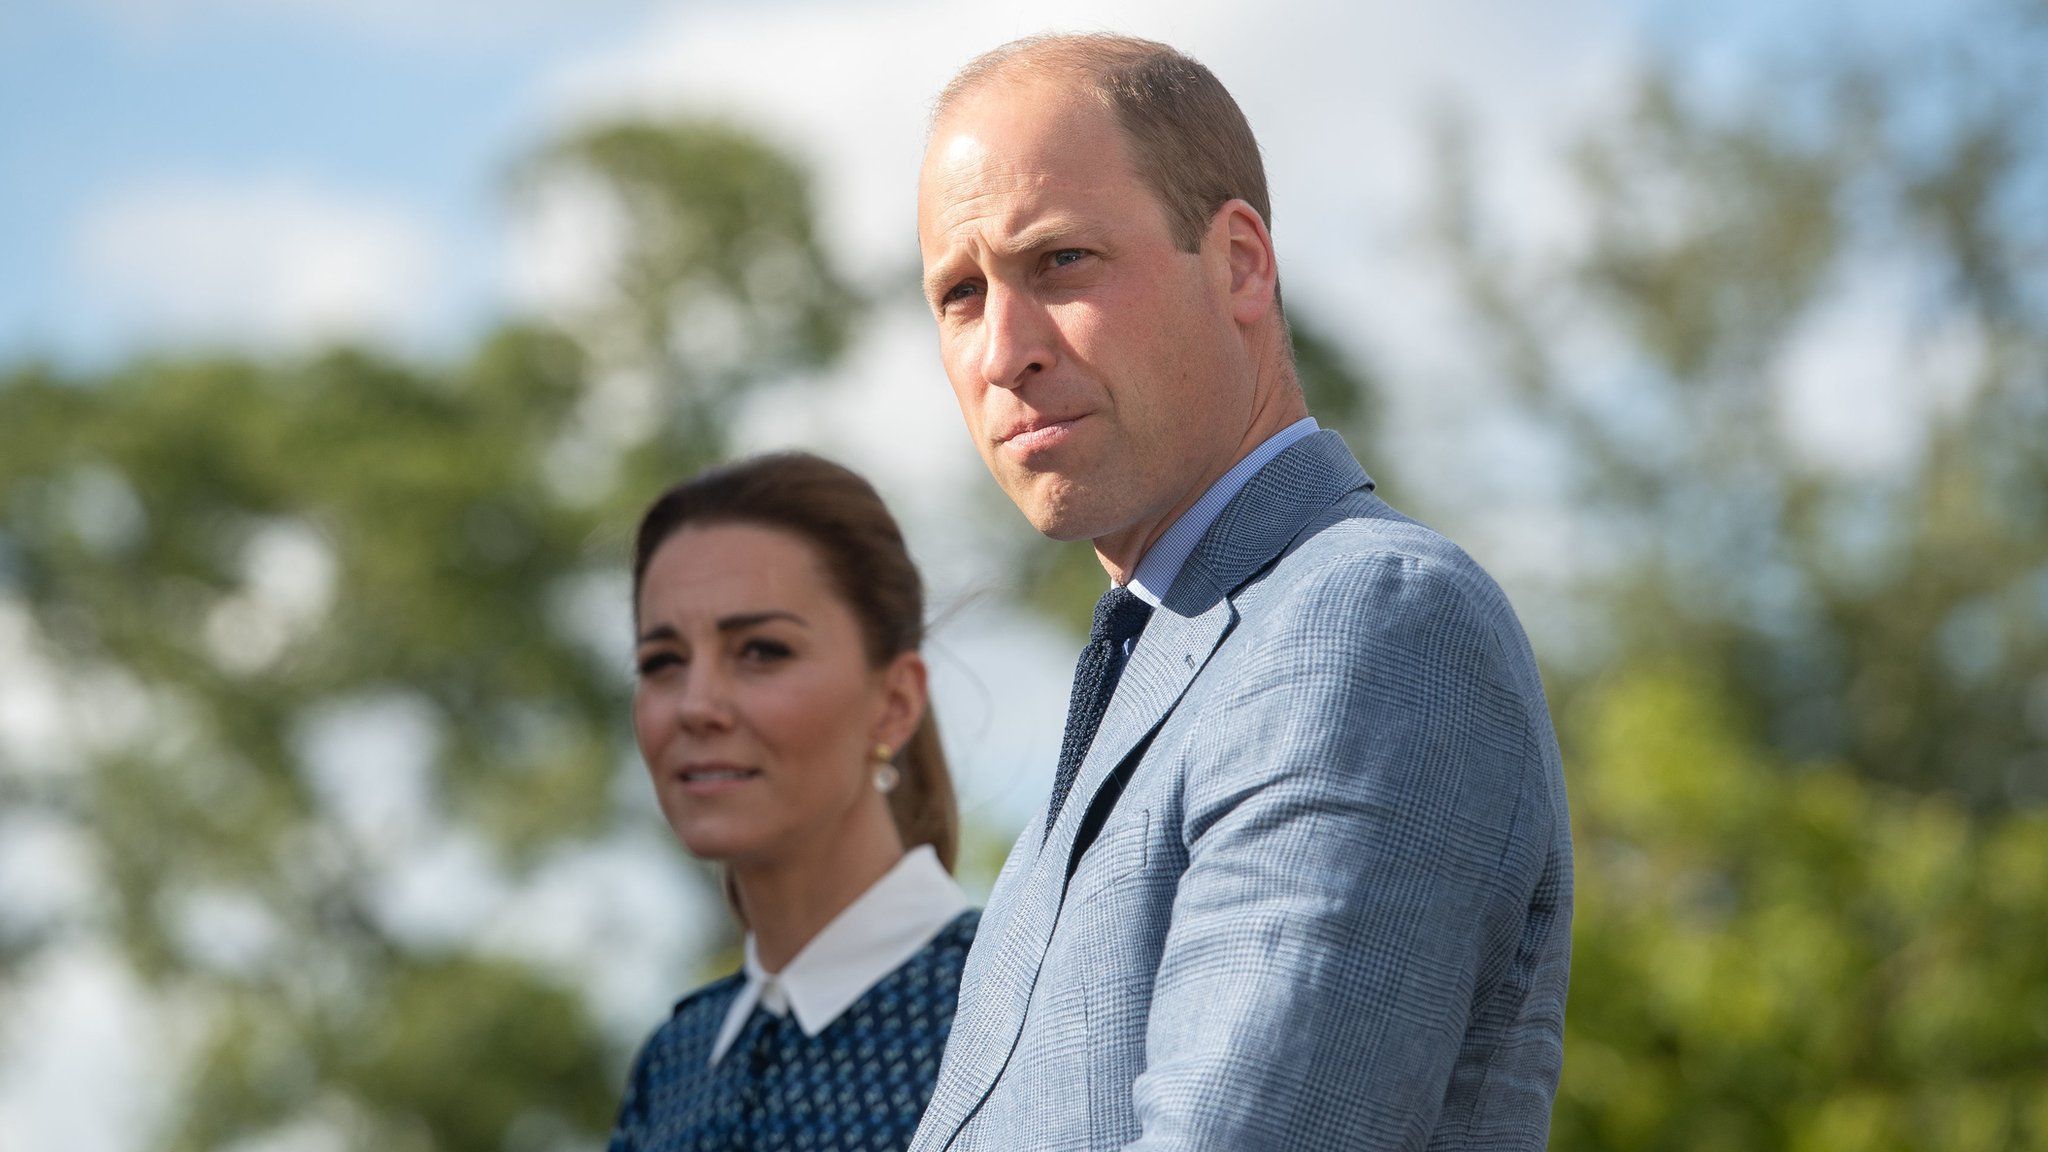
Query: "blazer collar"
1048 429 1373 855
1164 428 1375 613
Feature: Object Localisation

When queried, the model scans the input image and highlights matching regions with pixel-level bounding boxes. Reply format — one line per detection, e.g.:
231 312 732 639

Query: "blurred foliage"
1 7 2044 1150
0 117 858 1151
520 119 858 450
1556 665 2048 1151
1423 1 2048 1147
1432 0 2048 811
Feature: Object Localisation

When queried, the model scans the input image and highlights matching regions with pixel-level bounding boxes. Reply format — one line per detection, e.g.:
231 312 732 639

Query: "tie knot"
1091 585 1154 647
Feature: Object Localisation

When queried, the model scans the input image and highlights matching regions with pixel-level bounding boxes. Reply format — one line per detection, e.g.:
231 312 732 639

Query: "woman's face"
632 522 922 866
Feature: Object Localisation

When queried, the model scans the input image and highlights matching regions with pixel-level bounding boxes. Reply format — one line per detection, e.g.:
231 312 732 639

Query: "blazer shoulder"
1233 491 1557 739
1261 490 1516 624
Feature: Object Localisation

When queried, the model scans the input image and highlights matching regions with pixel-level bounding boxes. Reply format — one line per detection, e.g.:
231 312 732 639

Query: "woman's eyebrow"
716 610 807 633
637 611 808 647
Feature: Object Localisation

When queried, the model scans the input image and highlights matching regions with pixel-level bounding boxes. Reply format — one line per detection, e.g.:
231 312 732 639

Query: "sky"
4 0 1939 363
0 0 1963 512
0 1 1980 1149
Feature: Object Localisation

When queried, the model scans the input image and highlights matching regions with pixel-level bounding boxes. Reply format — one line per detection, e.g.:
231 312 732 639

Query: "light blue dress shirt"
1125 416 1321 614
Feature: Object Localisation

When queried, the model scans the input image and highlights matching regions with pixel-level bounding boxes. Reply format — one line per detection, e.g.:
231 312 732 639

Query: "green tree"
0 117 858 1152
1431 0 2048 810
1557 664 2048 1151
1419 3 2048 1147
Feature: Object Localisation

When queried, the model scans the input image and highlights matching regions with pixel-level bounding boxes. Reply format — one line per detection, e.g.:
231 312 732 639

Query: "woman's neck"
734 808 906 973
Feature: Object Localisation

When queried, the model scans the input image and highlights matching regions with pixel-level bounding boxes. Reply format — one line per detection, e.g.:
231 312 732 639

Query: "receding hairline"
925 31 1288 320
927 32 1177 139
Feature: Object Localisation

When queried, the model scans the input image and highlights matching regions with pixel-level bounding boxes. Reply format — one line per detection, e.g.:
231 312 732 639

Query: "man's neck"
1092 380 1309 585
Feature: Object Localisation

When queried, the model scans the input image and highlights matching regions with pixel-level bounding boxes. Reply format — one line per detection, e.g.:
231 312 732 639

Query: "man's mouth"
999 415 1084 456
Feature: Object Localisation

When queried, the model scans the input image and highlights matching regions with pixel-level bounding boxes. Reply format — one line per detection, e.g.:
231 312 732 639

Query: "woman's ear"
874 650 929 752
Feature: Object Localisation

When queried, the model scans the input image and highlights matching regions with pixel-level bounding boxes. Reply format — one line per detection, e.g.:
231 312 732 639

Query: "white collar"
708 845 971 1065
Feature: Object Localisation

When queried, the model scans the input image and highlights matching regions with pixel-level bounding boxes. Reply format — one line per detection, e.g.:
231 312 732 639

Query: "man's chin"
1032 517 1099 543
1007 476 1125 543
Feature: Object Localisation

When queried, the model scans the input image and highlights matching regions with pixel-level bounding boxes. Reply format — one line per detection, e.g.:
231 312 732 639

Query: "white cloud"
84 0 664 47
531 0 1627 290
73 176 450 352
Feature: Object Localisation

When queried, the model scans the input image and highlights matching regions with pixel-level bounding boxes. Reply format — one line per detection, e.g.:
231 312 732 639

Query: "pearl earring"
872 743 899 794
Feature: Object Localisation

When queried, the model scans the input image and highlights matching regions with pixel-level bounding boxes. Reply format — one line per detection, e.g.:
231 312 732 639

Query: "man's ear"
1205 198 1279 326
874 650 930 754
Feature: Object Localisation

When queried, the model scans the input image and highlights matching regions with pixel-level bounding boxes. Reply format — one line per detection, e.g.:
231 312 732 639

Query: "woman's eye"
739 638 793 664
636 652 681 677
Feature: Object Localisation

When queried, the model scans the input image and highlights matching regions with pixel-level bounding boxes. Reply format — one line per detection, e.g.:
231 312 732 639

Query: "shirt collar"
708 845 971 1065
1127 417 1320 608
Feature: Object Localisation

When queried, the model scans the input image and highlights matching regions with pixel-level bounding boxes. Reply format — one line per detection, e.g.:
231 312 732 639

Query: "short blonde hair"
935 33 1274 255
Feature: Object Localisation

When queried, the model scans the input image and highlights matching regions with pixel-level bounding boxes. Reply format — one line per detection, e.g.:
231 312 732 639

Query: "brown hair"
934 33 1274 256
632 452 959 874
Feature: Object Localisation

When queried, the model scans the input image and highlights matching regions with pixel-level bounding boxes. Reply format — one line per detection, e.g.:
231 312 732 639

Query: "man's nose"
978 283 1056 391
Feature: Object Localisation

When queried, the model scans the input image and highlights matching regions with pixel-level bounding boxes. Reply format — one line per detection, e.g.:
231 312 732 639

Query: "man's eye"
1049 249 1088 268
941 281 980 308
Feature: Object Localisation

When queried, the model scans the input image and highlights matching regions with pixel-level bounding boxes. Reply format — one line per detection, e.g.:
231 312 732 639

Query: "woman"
609 453 978 1152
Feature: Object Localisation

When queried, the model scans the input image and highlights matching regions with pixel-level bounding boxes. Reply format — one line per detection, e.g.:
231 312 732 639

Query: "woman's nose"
674 659 735 733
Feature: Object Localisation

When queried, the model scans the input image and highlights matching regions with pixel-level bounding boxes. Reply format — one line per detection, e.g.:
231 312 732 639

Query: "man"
912 33 1571 1152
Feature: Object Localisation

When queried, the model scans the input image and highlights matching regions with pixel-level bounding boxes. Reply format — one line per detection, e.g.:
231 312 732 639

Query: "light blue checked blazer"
911 431 1572 1152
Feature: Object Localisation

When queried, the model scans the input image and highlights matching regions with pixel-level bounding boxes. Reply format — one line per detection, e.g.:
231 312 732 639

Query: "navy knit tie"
1044 585 1154 843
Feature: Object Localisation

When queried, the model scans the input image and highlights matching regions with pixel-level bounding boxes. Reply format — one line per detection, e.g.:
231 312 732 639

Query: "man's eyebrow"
998 220 1090 257
634 611 807 645
922 260 966 307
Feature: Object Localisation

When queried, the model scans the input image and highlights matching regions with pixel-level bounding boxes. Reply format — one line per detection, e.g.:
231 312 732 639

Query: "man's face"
917 80 1252 543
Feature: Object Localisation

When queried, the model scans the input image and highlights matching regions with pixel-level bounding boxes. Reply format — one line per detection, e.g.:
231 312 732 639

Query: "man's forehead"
922 161 1112 220
924 79 1123 178
919 94 1135 237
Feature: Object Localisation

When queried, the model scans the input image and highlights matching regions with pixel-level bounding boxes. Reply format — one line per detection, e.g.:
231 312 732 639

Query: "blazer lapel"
1043 576 1233 857
918 584 1236 1152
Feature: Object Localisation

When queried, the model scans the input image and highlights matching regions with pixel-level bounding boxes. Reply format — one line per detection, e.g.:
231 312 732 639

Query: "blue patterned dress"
608 909 979 1152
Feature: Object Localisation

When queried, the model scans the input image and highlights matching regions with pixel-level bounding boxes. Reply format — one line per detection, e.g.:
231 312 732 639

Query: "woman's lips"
673 764 762 796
